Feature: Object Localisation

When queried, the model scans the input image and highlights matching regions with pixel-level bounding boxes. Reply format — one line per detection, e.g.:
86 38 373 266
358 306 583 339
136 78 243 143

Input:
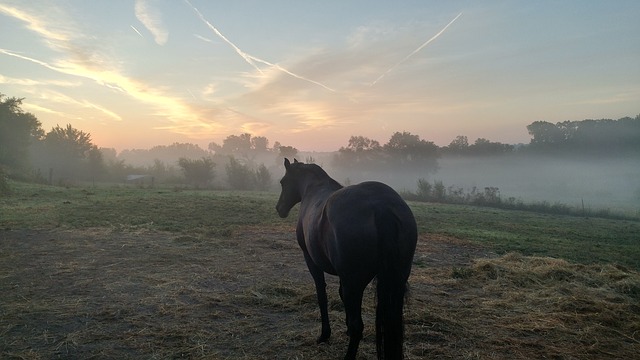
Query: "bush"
178 157 215 188
225 157 254 190
0 167 10 195
416 178 432 200
410 178 636 221
433 181 446 201
254 164 272 191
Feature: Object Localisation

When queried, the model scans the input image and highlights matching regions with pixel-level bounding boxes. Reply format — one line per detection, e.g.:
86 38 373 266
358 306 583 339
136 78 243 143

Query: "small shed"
126 174 153 186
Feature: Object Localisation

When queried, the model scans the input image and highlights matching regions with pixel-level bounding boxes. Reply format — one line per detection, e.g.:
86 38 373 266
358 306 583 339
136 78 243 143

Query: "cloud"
134 0 168 45
1 4 222 132
0 74 80 87
153 107 236 139
0 4 69 43
240 121 272 135
21 103 68 118
35 90 122 122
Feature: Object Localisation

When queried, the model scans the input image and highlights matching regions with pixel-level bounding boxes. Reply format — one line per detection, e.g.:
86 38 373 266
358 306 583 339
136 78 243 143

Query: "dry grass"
1 228 638 359
407 249 640 359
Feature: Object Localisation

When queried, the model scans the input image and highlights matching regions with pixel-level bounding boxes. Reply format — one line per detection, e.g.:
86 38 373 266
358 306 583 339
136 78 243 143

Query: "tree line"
1 93 638 190
0 94 300 190
526 117 640 155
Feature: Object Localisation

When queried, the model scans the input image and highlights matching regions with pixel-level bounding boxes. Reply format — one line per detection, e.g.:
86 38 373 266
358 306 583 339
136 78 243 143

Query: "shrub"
225 156 254 190
178 157 215 188
416 178 432 200
410 178 636 221
255 164 272 191
0 167 10 195
433 180 446 201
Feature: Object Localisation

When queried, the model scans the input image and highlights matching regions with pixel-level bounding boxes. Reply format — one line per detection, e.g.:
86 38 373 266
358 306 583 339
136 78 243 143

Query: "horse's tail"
374 207 407 360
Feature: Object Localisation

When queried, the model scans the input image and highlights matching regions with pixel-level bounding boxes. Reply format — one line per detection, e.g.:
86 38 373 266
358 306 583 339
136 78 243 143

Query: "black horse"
276 158 417 360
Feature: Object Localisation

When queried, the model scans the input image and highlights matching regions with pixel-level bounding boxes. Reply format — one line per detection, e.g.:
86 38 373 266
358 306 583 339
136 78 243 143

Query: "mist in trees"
0 95 43 172
327 116 640 214
1 94 106 184
333 131 439 173
31 124 106 184
1 92 638 211
178 157 215 188
526 117 640 155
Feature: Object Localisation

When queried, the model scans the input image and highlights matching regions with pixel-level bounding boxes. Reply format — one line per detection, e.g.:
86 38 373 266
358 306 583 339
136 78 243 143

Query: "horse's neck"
300 177 341 202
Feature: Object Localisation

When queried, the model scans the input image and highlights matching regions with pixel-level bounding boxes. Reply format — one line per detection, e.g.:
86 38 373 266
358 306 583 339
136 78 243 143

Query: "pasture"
1 182 639 359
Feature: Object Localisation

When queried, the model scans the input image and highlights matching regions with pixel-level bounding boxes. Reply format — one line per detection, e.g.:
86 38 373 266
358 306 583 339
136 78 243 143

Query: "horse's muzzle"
275 204 289 218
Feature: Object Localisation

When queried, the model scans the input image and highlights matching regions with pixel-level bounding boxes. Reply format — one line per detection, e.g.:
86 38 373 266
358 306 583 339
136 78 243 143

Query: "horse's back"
323 181 417 275
328 181 415 225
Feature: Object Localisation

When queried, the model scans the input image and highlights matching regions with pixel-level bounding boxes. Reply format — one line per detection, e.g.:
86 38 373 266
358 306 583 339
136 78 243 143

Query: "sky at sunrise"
1 0 639 152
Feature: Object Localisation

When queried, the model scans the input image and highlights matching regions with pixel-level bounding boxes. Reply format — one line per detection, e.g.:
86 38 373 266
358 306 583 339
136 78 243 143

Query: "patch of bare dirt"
1 228 638 359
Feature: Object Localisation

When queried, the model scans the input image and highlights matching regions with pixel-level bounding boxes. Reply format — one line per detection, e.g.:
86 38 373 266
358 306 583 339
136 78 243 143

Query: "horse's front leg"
304 252 331 343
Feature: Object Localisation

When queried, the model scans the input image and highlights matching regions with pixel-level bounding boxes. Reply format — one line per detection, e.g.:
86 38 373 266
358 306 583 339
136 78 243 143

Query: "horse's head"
276 158 303 218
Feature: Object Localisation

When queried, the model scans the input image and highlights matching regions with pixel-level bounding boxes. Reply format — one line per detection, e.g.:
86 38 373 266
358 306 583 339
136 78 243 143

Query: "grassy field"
2 181 639 269
1 181 639 359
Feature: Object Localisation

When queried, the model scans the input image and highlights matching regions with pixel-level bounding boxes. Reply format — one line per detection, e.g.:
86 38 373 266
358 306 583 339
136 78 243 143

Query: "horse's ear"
293 158 299 164
284 158 291 169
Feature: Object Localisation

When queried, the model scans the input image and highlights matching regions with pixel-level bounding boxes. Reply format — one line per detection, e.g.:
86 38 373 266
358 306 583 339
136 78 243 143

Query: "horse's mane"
297 162 342 189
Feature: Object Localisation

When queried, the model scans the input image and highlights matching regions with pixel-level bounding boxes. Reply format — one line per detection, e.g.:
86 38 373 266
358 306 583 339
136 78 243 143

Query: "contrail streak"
184 0 263 74
0 48 61 73
130 25 144 38
370 12 462 87
183 0 334 92
247 55 335 92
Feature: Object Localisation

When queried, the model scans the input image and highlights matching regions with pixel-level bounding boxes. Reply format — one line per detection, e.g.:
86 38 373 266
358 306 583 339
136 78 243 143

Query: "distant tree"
208 141 222 154
467 138 514 155
254 164 272 191
35 124 102 182
383 131 439 170
99 148 118 163
446 135 469 155
222 133 252 155
527 121 566 148
44 124 94 159
149 159 168 178
334 135 383 169
213 134 273 160
525 115 640 155
0 94 43 171
225 156 254 190
119 142 209 167
106 159 136 182
346 135 381 152
178 157 215 187
251 136 269 153
87 146 106 182
277 145 298 160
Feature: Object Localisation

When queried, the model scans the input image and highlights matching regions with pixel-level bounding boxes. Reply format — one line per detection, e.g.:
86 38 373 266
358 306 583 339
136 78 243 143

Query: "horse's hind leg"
304 253 331 343
341 283 365 360
339 280 350 332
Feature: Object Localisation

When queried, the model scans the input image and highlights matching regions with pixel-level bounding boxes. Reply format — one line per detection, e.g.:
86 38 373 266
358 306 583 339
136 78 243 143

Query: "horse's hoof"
316 332 331 344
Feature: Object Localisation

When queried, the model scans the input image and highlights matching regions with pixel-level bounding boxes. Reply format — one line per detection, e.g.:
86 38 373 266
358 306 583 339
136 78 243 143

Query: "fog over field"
110 146 640 214
321 154 640 214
